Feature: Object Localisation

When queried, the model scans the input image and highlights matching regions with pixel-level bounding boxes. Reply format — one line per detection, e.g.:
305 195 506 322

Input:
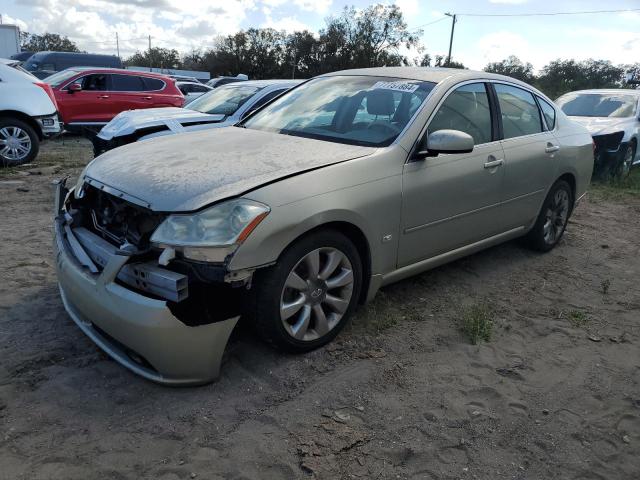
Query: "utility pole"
445 12 457 66
148 35 152 71
115 32 120 59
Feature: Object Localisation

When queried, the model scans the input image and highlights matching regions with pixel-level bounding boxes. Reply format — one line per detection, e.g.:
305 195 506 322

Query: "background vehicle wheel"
620 142 636 177
0 118 39 167
523 179 573 252
251 229 362 353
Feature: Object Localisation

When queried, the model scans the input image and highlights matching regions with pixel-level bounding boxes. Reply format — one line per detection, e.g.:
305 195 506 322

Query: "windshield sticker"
372 81 419 93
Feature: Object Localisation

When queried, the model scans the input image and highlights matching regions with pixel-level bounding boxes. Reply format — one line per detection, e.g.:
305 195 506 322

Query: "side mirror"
414 129 475 159
68 82 82 93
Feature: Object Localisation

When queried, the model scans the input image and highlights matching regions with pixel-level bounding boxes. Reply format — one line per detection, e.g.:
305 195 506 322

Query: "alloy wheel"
280 247 354 342
0 126 32 163
543 188 570 245
621 145 634 177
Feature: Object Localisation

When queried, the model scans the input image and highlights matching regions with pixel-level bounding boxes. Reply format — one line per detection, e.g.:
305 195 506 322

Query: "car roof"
177 81 210 86
228 79 303 87
559 89 640 96
58 67 172 79
28 51 119 58
323 66 532 85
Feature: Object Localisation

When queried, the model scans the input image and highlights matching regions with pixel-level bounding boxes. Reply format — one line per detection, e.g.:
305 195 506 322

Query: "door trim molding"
382 226 525 287
404 201 501 234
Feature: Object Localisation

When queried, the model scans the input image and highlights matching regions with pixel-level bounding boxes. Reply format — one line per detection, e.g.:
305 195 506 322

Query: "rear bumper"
53 185 238 385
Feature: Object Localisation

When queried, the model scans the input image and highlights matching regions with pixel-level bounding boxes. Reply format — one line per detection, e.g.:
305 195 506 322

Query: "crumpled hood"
84 127 375 212
568 116 632 136
97 107 225 140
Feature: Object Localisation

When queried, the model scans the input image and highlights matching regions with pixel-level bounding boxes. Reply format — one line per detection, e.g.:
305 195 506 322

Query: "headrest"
366 89 395 116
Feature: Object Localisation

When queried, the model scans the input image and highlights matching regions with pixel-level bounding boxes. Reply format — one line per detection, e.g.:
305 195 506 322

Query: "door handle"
142 96 152 100
97 95 110 99
483 158 504 169
545 144 560 154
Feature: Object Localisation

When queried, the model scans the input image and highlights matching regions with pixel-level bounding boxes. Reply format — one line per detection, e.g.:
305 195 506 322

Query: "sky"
1 0 639 71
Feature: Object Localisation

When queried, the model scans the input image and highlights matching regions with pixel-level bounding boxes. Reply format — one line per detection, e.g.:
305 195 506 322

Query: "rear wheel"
524 179 573 252
0 118 39 166
251 230 362 353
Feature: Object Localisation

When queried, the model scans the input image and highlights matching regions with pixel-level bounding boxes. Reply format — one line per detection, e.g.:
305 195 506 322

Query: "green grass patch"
461 304 493 345
567 310 589 327
590 169 640 201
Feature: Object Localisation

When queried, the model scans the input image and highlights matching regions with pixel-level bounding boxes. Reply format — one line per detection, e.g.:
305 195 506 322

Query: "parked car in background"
176 81 213 103
206 74 248 88
168 74 202 83
556 89 640 177
0 58 61 165
55 68 593 384
92 79 300 155
43 68 183 132
10 51 34 62
23 51 123 79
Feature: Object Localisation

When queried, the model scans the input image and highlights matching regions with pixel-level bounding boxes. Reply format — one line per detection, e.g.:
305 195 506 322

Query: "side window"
241 89 285 119
81 74 108 91
178 84 191 94
142 78 164 91
193 85 210 93
537 96 556 130
428 83 492 145
111 74 145 92
494 84 543 139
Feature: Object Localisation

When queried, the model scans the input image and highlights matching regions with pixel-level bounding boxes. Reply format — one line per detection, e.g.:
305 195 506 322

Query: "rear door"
492 82 558 228
398 82 507 267
109 73 151 117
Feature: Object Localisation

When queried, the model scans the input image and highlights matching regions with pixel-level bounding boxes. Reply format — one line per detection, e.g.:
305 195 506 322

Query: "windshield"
242 75 436 147
187 84 261 116
44 69 80 87
557 93 638 118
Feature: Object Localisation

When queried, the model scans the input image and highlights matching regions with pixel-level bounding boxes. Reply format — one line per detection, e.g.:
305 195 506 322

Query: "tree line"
20 4 639 100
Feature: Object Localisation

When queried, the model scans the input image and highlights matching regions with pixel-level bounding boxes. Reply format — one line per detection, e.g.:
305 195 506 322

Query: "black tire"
0 117 39 167
621 142 636 177
523 179 574 252
251 229 363 353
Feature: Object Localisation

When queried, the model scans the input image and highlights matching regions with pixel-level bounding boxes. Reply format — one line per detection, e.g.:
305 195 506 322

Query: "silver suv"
54 67 593 384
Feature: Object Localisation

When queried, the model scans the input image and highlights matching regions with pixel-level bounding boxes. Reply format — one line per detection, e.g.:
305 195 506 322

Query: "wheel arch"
286 221 373 305
0 110 43 140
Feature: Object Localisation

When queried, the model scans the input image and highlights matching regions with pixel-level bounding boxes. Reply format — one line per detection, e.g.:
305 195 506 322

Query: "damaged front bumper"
53 181 239 385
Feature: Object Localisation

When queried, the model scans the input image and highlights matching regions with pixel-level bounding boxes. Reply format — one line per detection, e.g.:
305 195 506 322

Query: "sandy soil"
1 137 639 479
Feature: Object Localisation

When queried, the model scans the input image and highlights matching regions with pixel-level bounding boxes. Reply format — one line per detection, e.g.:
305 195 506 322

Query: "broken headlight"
150 199 270 263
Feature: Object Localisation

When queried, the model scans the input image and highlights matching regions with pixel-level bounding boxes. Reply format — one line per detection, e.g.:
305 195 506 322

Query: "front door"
398 82 506 267
61 73 112 125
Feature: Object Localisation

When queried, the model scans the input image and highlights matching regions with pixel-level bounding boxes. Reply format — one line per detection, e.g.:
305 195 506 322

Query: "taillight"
35 82 58 110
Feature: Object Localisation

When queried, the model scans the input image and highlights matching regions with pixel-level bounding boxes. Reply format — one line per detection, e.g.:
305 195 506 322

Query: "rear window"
537 97 556 130
111 74 145 91
142 77 165 91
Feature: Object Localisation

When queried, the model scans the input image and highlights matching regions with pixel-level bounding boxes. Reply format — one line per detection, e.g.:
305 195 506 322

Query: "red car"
44 68 184 131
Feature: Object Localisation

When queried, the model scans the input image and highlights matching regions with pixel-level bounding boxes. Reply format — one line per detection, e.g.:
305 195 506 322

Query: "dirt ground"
1 137 639 480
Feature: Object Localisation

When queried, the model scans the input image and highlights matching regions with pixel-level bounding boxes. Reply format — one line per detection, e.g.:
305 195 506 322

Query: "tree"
536 59 624 98
21 32 80 53
484 56 534 83
419 53 465 69
319 4 420 71
124 47 182 69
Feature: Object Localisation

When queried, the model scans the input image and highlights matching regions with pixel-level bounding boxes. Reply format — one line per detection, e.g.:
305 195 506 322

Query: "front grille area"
77 184 165 249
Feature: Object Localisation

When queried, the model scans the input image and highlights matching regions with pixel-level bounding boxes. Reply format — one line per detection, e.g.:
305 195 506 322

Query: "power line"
410 16 449 31
457 7 640 18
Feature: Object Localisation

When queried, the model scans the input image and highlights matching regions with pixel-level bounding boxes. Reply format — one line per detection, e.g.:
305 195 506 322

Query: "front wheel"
523 179 573 252
251 230 362 353
0 118 39 166
620 142 636 177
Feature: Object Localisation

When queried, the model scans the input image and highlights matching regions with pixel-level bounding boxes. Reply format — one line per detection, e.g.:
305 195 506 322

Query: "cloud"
0 13 28 31
262 15 313 33
489 0 528 4
394 0 419 17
